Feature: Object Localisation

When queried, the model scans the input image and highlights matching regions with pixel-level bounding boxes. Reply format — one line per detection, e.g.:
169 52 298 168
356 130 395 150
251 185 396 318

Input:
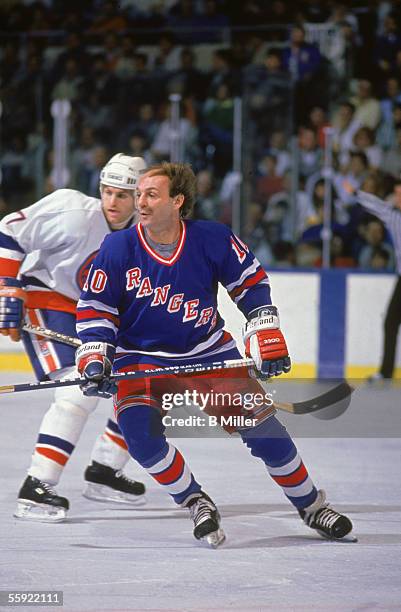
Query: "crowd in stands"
1 0 401 270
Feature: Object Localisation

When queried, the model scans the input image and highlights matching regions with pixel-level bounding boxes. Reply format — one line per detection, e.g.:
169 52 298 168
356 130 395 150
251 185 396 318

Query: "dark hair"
145 162 196 218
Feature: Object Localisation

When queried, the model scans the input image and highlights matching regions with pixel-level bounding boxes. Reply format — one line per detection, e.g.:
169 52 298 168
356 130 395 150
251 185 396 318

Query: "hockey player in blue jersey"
75 162 353 547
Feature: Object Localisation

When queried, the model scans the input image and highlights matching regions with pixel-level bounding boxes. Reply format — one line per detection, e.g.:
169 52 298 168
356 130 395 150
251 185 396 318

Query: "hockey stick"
0 350 354 415
22 323 80 347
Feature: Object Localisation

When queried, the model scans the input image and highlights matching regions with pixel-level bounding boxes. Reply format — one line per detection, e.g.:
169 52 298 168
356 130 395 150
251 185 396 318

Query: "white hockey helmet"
100 153 147 190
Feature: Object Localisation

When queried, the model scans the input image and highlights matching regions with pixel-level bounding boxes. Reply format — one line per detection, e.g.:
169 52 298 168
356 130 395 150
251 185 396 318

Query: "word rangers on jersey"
85 266 217 327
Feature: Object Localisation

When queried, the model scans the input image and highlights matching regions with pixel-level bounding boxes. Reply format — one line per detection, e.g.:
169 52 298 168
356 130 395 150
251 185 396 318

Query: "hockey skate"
186 492 226 548
14 476 69 522
299 489 356 542
83 461 146 505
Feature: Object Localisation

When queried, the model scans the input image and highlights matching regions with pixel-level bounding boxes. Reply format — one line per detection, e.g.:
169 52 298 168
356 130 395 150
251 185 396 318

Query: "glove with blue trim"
0 277 26 342
76 342 118 398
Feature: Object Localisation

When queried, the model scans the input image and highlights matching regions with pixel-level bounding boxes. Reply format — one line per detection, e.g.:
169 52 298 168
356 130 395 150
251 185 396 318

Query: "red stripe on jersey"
105 431 128 450
25 291 77 314
153 450 184 485
36 446 69 466
229 268 267 300
0 257 21 276
272 463 308 487
76 308 120 326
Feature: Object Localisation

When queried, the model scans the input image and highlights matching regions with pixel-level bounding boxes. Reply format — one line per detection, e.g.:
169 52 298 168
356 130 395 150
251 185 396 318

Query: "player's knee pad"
117 404 166 465
240 415 295 463
49 366 100 417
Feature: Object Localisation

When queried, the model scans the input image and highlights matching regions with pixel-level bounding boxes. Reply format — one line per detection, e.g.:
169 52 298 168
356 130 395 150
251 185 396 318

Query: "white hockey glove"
0 277 26 342
76 342 117 398
243 306 291 380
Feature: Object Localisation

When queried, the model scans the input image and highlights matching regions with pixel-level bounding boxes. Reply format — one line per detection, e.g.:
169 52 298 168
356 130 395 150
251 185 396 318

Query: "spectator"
281 24 323 124
297 126 323 179
381 126 401 178
331 101 362 160
166 47 206 100
348 126 383 169
358 218 395 270
151 100 200 166
255 154 285 205
245 48 291 137
350 78 381 130
193 170 220 220
202 83 234 176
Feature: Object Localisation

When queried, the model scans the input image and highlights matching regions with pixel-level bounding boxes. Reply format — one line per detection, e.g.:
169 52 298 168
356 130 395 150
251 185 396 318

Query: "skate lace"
115 470 136 484
312 507 340 530
189 497 215 526
39 481 57 496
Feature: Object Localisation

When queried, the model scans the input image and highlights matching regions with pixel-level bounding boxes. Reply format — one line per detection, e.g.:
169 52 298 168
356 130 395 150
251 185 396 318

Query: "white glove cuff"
243 306 280 344
75 342 115 365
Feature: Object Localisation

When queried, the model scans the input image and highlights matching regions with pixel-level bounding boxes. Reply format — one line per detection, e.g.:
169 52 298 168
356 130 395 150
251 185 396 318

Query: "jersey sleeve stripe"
76 319 118 334
229 267 268 300
0 257 21 276
225 258 260 292
76 307 120 326
0 232 25 253
76 298 119 315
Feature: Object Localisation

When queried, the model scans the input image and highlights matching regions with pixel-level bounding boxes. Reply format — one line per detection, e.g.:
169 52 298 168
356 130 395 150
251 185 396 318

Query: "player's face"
136 174 183 239
101 185 136 228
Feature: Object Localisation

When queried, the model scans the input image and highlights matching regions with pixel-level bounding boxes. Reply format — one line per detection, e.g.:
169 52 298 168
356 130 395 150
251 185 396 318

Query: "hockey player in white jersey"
0 154 147 521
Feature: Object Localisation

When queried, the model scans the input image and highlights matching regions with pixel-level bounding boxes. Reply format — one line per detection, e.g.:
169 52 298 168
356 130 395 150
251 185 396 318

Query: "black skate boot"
299 490 355 541
83 461 146 505
186 492 226 548
14 476 69 522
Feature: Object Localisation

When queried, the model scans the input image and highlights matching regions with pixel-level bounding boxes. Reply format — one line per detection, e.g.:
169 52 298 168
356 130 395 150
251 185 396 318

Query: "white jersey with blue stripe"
76 219 271 362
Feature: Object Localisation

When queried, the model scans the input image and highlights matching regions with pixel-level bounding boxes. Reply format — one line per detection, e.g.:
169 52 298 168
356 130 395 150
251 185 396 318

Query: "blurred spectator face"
216 83 231 100
129 134 146 154
313 180 325 201
270 131 286 149
92 146 108 168
338 102 354 125
139 104 154 121
393 105 401 125
365 220 384 246
196 170 214 195
386 77 400 98
258 154 277 175
357 79 372 99
353 127 374 148
291 26 305 45
180 48 195 69
265 52 281 71
371 250 389 270
310 106 326 128
299 127 317 150
296 243 321 267
361 175 378 193
349 153 367 175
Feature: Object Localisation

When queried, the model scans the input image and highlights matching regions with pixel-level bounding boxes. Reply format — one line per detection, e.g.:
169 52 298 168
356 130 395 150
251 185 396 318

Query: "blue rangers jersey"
76 220 272 365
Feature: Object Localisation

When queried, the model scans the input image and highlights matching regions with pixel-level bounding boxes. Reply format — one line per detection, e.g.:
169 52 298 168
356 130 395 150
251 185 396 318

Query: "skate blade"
83 483 146 506
317 529 358 543
205 528 226 548
14 500 67 523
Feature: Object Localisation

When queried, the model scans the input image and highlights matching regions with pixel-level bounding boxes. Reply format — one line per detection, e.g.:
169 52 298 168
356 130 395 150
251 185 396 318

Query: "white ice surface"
0 373 401 611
